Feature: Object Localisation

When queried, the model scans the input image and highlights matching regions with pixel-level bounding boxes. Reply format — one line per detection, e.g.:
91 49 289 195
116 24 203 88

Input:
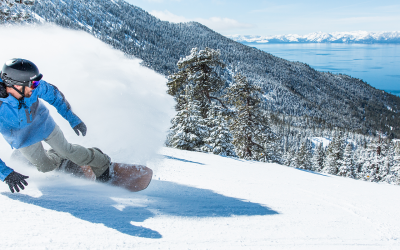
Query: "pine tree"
323 134 344 175
283 148 295 167
353 145 365 179
263 114 282 163
167 47 226 118
378 140 393 182
360 152 378 182
226 73 277 161
380 150 393 182
203 105 236 157
312 142 325 172
167 86 208 151
338 143 355 178
387 142 400 184
360 138 384 182
295 140 312 170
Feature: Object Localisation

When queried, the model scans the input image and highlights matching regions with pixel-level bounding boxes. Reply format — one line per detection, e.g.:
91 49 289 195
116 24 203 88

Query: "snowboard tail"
81 163 153 192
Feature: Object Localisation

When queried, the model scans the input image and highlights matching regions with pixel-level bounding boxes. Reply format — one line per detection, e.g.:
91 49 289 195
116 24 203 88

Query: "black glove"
4 171 29 193
73 122 87 136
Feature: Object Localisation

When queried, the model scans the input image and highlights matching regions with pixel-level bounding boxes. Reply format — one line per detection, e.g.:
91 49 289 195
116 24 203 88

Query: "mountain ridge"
228 31 400 44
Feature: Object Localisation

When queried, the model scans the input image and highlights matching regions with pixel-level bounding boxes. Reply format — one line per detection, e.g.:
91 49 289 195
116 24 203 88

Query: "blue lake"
246 43 400 97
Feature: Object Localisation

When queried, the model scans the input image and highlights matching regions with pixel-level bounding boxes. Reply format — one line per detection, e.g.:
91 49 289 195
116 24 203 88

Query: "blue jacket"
0 80 82 181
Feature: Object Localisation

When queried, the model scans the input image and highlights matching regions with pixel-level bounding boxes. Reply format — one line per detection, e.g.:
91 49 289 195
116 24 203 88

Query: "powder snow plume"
0 24 175 166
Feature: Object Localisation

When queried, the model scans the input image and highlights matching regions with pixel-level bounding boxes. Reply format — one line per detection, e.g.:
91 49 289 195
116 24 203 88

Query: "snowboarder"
0 58 112 193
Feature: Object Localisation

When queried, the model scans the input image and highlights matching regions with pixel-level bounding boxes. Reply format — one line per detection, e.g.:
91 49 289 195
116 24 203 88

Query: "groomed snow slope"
0 25 399 249
1 148 400 249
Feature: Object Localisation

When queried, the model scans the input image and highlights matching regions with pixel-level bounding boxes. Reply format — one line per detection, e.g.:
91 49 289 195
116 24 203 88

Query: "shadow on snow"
161 155 205 165
294 167 331 177
3 180 278 239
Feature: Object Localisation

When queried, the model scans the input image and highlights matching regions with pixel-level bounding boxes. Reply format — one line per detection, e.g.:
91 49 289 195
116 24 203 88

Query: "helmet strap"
11 85 26 100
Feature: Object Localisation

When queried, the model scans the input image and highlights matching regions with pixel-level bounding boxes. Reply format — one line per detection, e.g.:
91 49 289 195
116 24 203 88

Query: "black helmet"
0 58 43 87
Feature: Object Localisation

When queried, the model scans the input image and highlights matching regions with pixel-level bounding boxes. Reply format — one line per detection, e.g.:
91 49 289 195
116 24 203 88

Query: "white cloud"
150 10 253 31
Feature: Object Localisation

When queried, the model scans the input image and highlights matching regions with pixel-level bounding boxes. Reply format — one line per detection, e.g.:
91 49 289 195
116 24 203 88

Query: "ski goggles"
29 80 40 89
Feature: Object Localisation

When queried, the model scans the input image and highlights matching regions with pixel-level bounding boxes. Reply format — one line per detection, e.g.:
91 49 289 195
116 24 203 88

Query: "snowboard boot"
92 147 112 183
97 167 112 183
58 159 86 177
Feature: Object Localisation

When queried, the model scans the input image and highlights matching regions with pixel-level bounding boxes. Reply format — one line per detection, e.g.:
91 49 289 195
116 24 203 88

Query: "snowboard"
10 150 153 192
81 163 153 192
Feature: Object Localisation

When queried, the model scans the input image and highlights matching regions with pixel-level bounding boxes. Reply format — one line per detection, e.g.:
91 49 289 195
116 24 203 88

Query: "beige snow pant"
18 125 110 177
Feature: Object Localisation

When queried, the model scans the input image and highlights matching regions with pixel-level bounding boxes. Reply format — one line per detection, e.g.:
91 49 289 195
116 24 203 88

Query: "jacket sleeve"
0 158 13 182
37 81 82 128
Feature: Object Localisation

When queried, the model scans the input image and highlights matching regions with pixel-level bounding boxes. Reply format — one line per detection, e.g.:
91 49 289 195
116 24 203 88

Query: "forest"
165 47 400 185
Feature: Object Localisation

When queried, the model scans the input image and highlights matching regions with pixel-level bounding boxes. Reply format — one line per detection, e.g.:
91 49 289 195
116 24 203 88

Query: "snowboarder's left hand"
4 171 29 193
73 122 87 136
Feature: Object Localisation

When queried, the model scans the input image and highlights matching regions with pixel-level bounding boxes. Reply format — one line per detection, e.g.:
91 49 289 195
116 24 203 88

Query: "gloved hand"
73 122 87 136
4 171 29 193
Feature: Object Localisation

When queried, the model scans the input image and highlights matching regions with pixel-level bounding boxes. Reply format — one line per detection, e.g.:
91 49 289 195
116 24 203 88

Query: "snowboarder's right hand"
4 171 29 193
73 122 87 136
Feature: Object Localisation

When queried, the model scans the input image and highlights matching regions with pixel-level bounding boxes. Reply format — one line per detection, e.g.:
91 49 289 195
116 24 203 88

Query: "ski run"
1 147 399 249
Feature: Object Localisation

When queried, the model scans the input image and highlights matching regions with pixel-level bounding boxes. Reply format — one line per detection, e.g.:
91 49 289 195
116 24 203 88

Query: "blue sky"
125 0 400 36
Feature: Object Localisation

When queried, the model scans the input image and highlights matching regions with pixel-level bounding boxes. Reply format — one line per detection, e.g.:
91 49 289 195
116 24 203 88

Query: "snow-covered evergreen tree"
360 138 385 182
283 149 295 167
295 140 312 170
323 134 344 175
167 47 226 118
353 145 365 179
386 142 400 184
263 115 282 163
312 142 325 172
203 105 236 157
377 140 393 182
338 143 355 178
226 73 277 161
168 86 208 151
380 149 393 182
360 153 379 182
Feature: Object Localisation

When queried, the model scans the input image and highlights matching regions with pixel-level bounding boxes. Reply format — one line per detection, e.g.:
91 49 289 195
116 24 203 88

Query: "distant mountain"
5 0 400 137
228 31 400 44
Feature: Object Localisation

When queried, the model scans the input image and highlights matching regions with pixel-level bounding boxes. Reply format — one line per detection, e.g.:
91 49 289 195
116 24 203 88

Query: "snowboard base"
81 163 153 192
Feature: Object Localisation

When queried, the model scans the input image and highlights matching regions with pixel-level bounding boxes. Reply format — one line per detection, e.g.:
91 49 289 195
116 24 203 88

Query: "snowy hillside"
0 25 399 249
1 147 400 249
229 31 400 44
